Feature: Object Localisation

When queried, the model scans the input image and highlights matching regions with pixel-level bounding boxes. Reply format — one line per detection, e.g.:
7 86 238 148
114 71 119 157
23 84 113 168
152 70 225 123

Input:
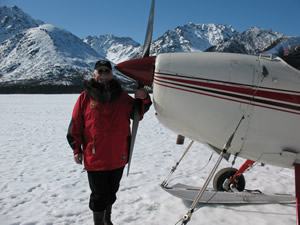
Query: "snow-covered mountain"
0 6 294 93
86 23 290 64
0 24 101 86
83 34 142 64
85 23 238 63
150 23 237 54
0 6 134 92
205 26 292 54
0 5 43 43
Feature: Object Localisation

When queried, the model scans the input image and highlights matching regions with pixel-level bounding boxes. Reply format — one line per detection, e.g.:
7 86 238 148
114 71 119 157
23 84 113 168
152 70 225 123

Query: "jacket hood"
84 78 123 104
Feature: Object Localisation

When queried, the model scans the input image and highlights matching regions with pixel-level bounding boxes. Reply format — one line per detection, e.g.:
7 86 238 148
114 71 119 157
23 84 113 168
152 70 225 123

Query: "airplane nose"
115 56 156 87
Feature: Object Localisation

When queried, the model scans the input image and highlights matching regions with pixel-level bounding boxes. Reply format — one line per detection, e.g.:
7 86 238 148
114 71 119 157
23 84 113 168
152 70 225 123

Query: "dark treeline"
0 85 84 94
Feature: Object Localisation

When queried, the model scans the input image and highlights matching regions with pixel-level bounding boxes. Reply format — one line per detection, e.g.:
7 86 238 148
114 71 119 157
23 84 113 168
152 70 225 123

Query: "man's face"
94 66 113 85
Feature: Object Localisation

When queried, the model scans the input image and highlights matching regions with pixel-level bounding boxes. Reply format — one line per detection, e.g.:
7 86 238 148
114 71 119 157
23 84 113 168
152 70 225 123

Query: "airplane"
114 0 300 224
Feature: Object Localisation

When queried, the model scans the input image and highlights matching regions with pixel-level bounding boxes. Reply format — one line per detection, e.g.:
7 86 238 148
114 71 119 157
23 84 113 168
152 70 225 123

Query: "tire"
213 167 245 191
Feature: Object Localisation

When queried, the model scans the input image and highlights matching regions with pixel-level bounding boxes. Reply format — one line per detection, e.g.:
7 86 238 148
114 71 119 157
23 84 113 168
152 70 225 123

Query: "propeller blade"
115 0 155 176
115 0 155 84
126 100 142 176
142 0 155 58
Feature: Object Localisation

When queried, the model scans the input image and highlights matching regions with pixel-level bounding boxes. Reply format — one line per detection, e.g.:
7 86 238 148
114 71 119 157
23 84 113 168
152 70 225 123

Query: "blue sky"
1 0 299 44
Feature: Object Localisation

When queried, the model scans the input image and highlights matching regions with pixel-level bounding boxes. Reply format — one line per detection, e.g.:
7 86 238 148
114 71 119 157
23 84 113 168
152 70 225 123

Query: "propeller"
115 0 155 176
142 0 155 58
115 0 156 86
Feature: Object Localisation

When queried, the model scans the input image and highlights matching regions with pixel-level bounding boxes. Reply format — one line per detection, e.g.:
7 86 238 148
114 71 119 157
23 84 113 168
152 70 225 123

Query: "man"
67 60 152 225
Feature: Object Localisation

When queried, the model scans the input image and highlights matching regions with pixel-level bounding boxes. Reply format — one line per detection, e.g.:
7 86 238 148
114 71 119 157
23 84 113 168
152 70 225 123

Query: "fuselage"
153 52 300 168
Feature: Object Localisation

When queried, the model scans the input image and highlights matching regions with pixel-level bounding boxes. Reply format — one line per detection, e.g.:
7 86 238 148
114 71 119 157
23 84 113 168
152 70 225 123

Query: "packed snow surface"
0 95 296 225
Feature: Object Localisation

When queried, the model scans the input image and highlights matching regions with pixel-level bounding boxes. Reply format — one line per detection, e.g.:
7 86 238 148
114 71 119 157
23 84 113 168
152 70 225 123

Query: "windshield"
265 37 300 70
266 37 300 57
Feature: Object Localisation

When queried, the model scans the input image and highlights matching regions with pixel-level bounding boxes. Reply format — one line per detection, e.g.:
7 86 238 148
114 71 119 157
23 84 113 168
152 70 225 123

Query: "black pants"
87 167 124 212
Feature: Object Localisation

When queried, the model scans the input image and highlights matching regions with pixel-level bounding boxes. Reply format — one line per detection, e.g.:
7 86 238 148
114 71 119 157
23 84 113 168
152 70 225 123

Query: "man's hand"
134 88 147 100
74 153 83 164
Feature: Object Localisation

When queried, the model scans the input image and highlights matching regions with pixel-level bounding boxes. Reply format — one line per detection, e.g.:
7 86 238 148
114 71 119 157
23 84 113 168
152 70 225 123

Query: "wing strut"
181 148 227 224
295 163 300 225
161 140 195 187
181 116 245 224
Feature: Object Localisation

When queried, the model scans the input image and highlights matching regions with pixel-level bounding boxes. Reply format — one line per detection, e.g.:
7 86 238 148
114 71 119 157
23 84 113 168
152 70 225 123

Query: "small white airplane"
115 0 300 224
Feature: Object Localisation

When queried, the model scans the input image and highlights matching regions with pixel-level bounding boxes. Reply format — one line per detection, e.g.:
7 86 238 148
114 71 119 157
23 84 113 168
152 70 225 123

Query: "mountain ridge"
0 6 294 93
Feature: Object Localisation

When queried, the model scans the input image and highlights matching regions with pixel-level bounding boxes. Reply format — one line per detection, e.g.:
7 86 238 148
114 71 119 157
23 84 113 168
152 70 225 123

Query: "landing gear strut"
213 159 255 192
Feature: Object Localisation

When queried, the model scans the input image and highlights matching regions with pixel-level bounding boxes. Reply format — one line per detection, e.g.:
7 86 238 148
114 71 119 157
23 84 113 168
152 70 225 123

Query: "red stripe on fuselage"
154 74 300 115
155 74 300 105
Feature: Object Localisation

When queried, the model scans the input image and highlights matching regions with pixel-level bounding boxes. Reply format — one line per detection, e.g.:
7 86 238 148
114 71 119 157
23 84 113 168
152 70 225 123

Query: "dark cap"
94 60 112 70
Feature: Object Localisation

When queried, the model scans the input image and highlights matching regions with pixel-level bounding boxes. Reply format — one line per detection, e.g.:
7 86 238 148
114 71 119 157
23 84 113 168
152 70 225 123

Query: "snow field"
0 94 296 225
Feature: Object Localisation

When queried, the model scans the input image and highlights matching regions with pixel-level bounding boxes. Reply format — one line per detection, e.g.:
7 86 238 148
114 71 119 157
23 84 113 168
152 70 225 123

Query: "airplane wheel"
213 167 245 192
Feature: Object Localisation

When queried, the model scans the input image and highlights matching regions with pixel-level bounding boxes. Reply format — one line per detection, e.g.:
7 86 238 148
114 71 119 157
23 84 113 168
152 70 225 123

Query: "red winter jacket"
67 89 151 171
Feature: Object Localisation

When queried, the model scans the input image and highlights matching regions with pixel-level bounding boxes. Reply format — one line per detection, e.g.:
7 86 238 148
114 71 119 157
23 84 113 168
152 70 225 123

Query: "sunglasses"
97 69 111 75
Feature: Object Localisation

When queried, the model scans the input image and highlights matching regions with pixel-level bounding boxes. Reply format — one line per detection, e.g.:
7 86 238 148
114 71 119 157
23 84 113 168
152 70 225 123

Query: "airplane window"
266 37 300 70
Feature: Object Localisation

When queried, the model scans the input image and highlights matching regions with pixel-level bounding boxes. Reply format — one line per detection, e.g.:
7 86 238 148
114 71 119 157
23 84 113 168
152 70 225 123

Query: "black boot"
104 204 113 225
93 211 105 225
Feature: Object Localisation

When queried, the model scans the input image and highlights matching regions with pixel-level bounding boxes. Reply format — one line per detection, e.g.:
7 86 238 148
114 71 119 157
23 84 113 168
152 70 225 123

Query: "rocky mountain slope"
205 26 291 54
0 5 43 43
